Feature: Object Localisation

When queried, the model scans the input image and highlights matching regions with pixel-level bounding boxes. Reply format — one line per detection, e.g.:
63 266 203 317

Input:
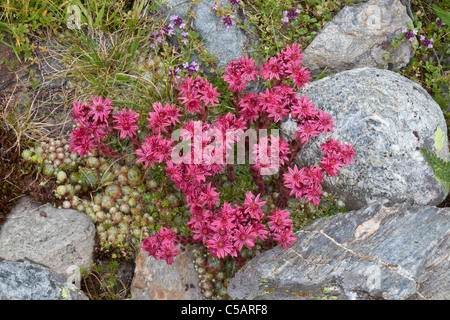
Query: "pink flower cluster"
259 43 311 88
280 136 355 207
68 43 356 265
223 44 311 127
140 227 180 264
139 105 296 260
178 75 220 115
220 44 355 200
191 191 296 259
69 96 140 158
134 102 183 169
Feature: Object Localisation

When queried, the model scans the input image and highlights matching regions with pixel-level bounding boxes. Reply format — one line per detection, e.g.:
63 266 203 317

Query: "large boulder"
130 246 203 300
302 0 412 77
228 201 450 300
0 259 88 300
0 197 96 278
281 67 449 211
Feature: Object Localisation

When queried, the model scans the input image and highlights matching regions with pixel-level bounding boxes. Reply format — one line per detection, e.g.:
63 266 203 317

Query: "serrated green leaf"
421 147 450 191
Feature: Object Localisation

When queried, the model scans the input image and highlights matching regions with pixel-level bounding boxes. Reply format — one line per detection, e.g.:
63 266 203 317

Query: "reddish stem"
199 105 209 123
232 91 241 114
227 164 236 181
178 235 203 246
129 135 142 152
249 166 267 194
96 140 120 158
276 137 303 187
274 186 291 209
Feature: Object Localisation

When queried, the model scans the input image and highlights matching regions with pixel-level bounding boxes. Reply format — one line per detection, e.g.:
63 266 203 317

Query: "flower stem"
276 137 303 187
250 166 267 194
274 186 291 209
97 140 120 158
227 164 236 181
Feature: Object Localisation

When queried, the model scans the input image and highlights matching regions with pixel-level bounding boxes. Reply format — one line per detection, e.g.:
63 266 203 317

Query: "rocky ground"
0 0 449 300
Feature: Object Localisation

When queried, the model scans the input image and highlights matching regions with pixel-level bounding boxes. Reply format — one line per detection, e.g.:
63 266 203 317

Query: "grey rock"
228 202 450 300
0 259 88 300
302 0 412 77
163 0 258 69
0 36 67 93
352 0 412 19
0 40 32 93
130 245 203 300
32 38 68 89
400 0 414 20
0 197 96 278
281 67 449 211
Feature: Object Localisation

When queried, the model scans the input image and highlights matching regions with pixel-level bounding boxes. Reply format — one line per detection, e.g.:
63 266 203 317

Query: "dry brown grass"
0 82 72 223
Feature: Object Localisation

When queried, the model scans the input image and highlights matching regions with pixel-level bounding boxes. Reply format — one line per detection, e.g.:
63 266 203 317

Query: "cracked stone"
228 201 450 300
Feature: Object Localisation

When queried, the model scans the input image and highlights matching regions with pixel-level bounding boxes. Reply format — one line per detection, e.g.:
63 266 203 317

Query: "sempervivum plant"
22 137 188 259
22 138 81 176
22 138 86 201
62 44 355 268
138 43 355 266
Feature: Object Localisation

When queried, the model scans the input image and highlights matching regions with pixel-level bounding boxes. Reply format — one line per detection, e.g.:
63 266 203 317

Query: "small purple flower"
229 0 241 5
189 61 199 72
421 36 434 49
212 4 218 10
221 15 235 30
168 67 181 79
170 15 184 29
166 23 175 35
183 61 199 74
283 8 301 22
403 29 415 42
436 19 442 28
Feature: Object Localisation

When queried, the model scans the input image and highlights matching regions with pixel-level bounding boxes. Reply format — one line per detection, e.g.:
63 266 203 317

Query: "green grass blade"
94 4 106 29
432 5 450 26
